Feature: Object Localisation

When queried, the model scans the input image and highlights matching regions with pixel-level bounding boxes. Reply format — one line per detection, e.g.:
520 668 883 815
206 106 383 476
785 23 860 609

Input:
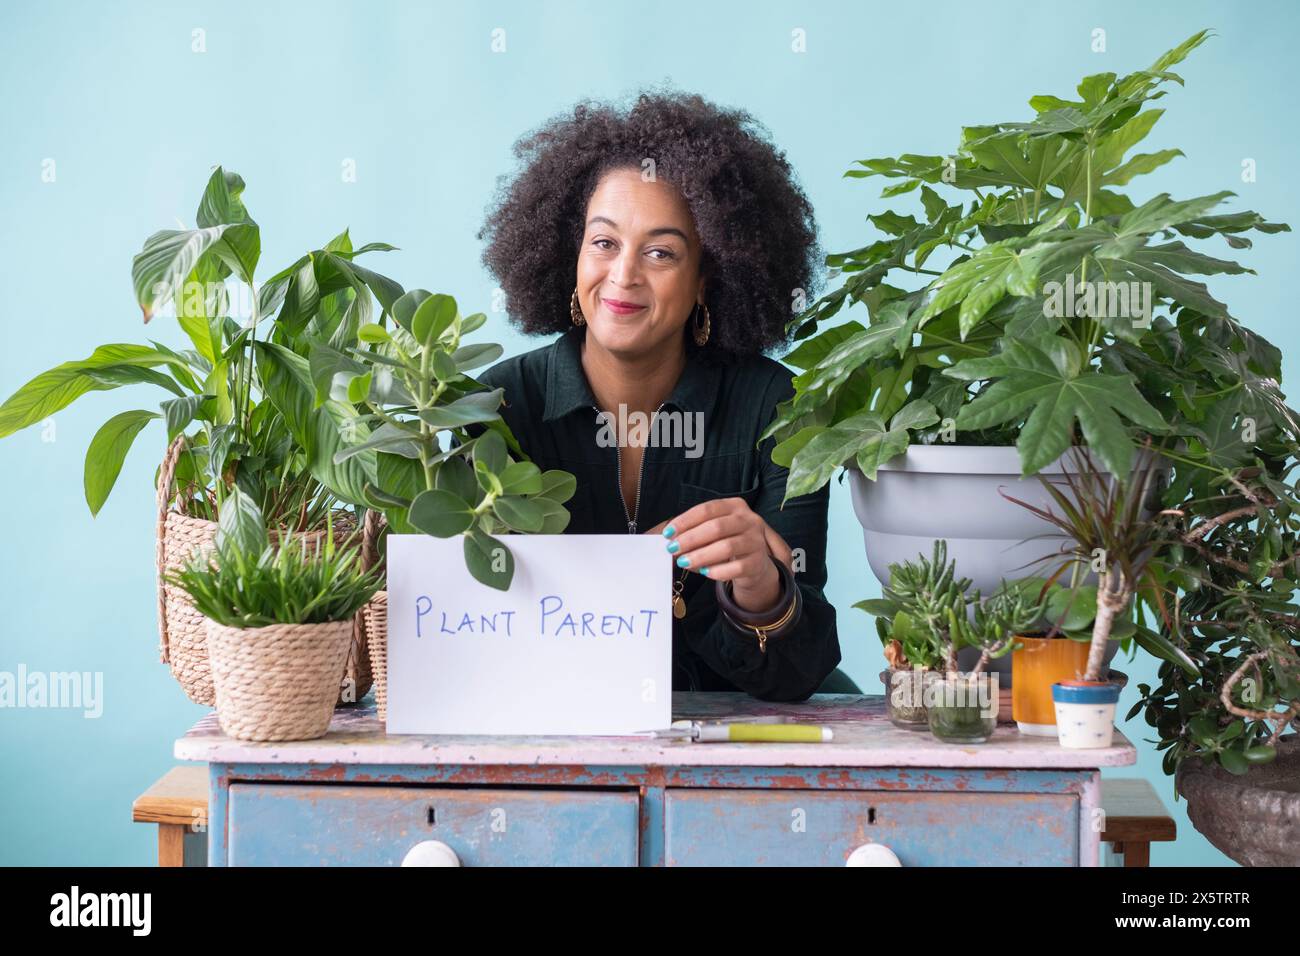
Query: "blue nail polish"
662 525 676 538
666 541 680 554
676 556 690 568
700 567 710 576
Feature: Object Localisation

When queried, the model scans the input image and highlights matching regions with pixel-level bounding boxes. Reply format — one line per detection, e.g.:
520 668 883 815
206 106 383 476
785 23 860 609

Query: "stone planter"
1176 734 1300 866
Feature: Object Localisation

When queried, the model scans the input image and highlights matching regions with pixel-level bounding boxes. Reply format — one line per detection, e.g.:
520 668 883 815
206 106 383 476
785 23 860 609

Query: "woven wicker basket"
363 590 389 719
206 618 354 741
156 435 371 708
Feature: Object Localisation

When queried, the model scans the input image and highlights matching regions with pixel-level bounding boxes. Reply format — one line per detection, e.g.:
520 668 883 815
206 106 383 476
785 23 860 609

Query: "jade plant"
1134 463 1299 778
0 167 402 528
299 291 576 590
762 30 1293 506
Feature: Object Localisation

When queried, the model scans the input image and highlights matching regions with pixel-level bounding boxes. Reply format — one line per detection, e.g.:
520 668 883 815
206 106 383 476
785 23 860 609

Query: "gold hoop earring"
570 287 585 327
692 302 710 347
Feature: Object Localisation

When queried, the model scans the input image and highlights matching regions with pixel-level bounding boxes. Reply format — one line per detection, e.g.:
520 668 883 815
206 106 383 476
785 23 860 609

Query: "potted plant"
166 487 383 742
1000 578 1126 736
855 542 956 730
1004 446 1200 747
1133 451 1300 863
0 167 403 705
760 30 1291 611
862 541 1043 742
292 290 577 717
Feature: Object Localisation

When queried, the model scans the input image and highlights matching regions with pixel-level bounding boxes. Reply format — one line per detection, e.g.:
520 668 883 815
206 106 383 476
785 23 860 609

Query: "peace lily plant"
0 167 400 527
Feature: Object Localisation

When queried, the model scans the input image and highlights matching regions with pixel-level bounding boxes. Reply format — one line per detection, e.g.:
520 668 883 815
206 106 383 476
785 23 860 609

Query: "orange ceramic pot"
1011 636 1091 736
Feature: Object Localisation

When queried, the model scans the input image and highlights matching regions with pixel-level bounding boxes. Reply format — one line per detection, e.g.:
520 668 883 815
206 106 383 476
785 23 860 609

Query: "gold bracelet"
748 595 798 653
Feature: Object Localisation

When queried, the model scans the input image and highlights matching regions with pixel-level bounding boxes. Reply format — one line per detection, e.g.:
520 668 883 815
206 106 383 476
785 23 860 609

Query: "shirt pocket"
678 478 763 512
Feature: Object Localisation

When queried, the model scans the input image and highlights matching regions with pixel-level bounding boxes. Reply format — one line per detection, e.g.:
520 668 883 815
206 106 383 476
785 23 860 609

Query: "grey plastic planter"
847 445 1154 681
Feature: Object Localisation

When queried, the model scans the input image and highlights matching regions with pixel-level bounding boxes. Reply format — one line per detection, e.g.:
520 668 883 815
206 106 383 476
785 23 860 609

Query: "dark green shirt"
476 325 841 701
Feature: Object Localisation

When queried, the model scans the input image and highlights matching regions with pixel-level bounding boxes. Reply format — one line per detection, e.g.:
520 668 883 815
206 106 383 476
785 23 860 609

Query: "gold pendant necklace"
671 566 689 619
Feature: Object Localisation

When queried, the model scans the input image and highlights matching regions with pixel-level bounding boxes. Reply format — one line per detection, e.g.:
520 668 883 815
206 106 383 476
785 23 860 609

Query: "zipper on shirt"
596 401 664 534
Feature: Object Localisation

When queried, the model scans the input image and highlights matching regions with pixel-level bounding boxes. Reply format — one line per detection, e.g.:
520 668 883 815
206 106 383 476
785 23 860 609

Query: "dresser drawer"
226 784 640 866
664 788 1078 866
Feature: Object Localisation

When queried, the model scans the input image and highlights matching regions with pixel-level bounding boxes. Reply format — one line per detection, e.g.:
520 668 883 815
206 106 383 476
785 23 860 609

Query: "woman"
475 90 849 702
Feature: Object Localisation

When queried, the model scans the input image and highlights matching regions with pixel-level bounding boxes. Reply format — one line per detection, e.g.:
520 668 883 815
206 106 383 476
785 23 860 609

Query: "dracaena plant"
307 291 577 591
763 30 1295 507
0 167 403 528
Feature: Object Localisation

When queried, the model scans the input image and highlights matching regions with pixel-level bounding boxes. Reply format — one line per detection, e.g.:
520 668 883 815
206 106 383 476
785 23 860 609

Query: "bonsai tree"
761 30 1292 508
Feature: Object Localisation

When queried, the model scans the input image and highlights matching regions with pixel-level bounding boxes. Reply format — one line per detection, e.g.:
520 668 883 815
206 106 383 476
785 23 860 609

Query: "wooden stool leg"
157 824 185 867
1122 840 1151 867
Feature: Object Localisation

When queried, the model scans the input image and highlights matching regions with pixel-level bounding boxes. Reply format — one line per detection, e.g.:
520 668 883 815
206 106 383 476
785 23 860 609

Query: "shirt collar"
542 325 720 422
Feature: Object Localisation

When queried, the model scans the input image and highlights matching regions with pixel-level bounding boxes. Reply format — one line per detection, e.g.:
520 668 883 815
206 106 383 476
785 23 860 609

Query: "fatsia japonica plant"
0 167 402 528
300 291 577 591
763 30 1294 506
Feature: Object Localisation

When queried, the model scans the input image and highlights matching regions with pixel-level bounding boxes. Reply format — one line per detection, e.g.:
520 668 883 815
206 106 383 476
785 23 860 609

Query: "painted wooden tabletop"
175 692 1137 768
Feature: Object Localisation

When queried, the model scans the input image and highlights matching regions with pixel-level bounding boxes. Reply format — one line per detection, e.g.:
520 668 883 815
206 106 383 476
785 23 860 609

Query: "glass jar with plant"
863 541 1043 741
166 487 383 742
759 29 1293 624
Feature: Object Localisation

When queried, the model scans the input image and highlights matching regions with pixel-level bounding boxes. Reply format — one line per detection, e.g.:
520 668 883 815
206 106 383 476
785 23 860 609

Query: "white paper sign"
385 534 672 735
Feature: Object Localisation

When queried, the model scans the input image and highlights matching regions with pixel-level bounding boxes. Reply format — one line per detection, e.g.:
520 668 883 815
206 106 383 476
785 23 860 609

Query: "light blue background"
1 0 1295 866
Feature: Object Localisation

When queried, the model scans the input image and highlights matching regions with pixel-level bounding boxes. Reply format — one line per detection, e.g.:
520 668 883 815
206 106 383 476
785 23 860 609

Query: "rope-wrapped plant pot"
337 508 383 707
363 590 389 720
357 509 388 718
156 436 220 706
205 618 354 741
157 434 367 708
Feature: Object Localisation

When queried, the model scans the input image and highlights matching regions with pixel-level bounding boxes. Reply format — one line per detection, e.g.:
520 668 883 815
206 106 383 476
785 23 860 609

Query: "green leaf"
464 528 514 590
499 460 543 495
83 409 159 515
435 456 479 503
451 342 503 372
0 344 188 438
419 389 503 430
160 393 211 441
408 488 474 537
947 336 1167 476
493 495 545 532
391 289 432 334
917 240 1047 337
358 323 390 344
412 294 458 348
537 469 577 503
254 341 377 504
133 225 248 321
332 422 424 463
215 485 268 557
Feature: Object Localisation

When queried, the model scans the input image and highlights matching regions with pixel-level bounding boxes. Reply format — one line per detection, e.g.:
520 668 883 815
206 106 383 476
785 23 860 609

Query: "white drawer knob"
846 844 902 867
402 840 461 867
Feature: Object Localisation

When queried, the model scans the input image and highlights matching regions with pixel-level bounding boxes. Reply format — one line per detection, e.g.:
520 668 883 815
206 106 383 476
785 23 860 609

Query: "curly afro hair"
478 88 821 360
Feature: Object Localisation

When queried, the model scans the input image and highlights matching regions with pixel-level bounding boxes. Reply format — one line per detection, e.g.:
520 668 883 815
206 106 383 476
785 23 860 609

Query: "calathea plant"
762 30 1292 504
298 291 577 591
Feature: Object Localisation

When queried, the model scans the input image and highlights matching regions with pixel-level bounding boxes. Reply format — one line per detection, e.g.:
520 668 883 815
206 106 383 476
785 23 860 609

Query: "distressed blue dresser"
174 692 1136 866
